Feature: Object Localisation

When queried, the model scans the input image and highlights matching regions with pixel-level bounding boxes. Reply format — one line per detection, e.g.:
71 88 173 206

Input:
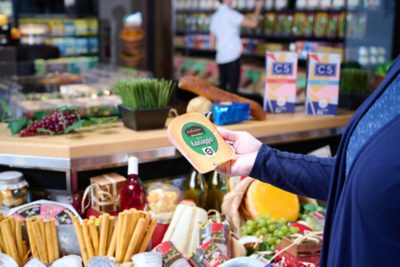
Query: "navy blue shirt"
250 57 400 267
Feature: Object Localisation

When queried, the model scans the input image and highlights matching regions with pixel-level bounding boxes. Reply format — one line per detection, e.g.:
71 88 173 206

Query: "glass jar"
0 171 29 208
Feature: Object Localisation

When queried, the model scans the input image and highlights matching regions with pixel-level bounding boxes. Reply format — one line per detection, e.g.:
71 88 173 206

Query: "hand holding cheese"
216 127 262 177
167 113 234 174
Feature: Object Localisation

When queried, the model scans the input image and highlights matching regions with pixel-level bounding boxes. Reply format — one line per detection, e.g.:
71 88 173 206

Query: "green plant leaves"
0 99 11 121
112 78 175 110
7 117 31 135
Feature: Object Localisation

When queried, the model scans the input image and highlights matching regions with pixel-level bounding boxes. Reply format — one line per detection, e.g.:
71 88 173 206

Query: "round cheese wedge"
244 180 299 222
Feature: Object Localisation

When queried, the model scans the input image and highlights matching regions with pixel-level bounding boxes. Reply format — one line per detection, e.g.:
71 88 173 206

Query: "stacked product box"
305 53 341 115
264 51 298 113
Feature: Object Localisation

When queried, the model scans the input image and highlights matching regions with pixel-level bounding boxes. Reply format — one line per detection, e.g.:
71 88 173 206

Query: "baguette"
178 76 266 121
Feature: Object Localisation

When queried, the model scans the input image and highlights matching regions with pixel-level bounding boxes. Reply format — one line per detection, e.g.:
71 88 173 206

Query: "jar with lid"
0 171 29 208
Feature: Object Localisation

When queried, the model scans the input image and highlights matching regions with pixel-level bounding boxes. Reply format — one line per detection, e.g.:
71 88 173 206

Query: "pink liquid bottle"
120 156 145 211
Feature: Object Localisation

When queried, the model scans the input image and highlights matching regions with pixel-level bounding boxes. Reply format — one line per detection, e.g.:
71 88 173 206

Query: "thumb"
216 127 239 142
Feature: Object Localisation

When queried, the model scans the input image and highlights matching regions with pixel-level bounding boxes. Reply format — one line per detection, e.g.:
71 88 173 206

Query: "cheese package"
167 113 234 174
264 51 298 113
305 53 341 115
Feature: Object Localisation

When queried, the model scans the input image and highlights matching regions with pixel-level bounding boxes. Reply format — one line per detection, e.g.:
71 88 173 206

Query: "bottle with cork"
120 156 145 210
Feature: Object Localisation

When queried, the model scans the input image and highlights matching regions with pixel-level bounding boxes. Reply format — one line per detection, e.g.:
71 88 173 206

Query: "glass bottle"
184 169 208 208
205 171 230 212
120 156 145 211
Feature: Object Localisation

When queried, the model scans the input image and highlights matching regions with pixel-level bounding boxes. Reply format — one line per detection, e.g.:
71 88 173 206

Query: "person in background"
216 56 400 266
210 0 263 93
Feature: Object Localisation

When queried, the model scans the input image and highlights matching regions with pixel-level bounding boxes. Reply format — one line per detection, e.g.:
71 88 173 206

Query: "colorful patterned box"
264 51 298 113
305 53 341 115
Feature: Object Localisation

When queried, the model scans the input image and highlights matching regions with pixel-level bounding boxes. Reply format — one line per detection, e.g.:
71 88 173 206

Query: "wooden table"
0 111 353 193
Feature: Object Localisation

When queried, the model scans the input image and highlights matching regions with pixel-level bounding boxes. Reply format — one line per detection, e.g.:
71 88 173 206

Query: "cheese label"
181 122 218 157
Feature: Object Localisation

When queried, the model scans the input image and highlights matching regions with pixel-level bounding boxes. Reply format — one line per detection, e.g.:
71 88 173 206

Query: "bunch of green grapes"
240 215 299 251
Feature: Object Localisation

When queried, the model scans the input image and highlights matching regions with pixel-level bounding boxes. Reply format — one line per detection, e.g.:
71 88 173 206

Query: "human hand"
216 127 262 177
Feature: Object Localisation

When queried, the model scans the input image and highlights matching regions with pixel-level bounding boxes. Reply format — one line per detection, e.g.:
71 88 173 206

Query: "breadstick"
32 221 47 264
72 217 88 266
138 218 158 253
115 212 126 260
37 218 47 261
45 221 54 264
50 219 59 260
123 218 147 262
8 216 15 234
117 212 135 263
1 220 20 264
107 216 115 250
88 221 99 255
106 216 119 257
178 76 266 120
15 219 23 260
26 219 38 258
82 220 94 260
98 215 109 256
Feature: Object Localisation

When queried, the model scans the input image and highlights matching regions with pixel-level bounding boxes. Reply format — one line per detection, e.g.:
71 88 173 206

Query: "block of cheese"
167 112 234 174
244 180 299 222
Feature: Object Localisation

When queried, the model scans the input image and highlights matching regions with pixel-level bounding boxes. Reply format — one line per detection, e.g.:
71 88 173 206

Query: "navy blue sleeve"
249 144 335 201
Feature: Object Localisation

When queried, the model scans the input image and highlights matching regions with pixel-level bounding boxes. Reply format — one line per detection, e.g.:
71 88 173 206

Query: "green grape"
266 236 275 245
255 230 264 237
274 230 284 238
261 228 269 236
281 225 289 234
247 220 256 228
268 224 277 233
270 245 276 251
275 238 281 245
290 227 299 234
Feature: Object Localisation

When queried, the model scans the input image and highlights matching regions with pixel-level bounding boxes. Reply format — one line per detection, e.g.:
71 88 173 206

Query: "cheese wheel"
167 113 234 174
245 180 299 222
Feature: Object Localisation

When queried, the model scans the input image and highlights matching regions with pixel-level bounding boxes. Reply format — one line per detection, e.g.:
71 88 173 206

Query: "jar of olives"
0 171 29 208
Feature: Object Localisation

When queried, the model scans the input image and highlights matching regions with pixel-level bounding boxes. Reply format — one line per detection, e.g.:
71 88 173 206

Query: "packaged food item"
87 256 117 267
303 13 315 37
337 12 346 38
0 253 18 267
162 202 208 256
51 255 82 267
84 173 126 213
190 241 228 267
212 102 250 126
264 13 276 35
155 241 191 267
132 252 163 266
305 53 341 115
0 171 29 208
200 221 231 258
293 13 306 36
147 183 181 214
326 13 339 38
314 12 328 37
167 112 234 174
265 51 298 113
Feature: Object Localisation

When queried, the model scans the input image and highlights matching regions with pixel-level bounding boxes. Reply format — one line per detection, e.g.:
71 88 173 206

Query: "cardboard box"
278 234 322 257
89 173 126 213
305 53 341 115
264 51 298 113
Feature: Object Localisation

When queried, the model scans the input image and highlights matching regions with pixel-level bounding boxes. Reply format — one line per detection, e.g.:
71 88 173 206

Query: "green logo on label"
182 122 218 157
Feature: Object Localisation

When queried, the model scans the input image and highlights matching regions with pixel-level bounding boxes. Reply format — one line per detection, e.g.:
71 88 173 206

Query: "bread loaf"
178 76 266 121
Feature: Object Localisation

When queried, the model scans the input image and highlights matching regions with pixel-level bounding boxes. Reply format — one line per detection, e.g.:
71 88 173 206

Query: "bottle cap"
128 156 138 175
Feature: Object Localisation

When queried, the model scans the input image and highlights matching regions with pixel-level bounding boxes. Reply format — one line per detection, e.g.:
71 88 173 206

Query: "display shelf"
175 30 344 43
43 34 98 38
175 8 355 14
0 110 353 193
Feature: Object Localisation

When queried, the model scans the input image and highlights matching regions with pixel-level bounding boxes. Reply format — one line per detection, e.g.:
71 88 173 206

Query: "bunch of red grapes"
20 110 78 137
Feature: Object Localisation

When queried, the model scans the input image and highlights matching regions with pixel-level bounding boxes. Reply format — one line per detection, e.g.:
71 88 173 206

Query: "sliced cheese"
167 113 234 174
162 203 208 256
245 180 299 222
